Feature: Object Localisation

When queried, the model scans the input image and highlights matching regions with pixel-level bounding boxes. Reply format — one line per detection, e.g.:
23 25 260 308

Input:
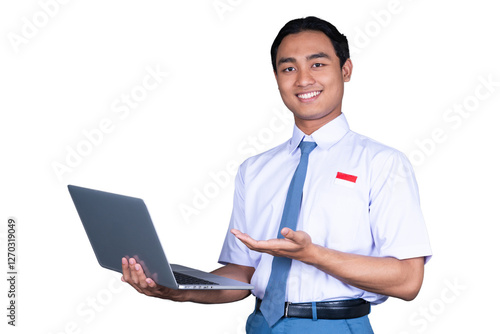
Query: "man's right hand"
121 257 255 304
121 257 187 301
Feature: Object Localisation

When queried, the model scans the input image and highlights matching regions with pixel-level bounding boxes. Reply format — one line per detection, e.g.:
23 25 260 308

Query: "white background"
1 0 499 333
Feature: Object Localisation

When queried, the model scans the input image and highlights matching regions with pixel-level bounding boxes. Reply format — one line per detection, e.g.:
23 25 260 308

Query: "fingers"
121 257 131 282
282 228 308 245
233 231 287 254
232 228 313 261
121 257 185 301
230 229 247 239
281 228 302 240
281 227 292 238
231 229 256 248
130 259 148 288
121 257 155 293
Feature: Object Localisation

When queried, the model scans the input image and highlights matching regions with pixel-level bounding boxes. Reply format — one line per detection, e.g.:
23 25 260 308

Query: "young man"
122 16 432 333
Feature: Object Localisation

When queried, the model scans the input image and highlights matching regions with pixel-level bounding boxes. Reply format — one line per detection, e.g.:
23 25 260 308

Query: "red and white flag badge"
335 172 358 188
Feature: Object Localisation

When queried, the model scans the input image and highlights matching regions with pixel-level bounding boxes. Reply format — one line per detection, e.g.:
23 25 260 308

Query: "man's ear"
342 58 353 82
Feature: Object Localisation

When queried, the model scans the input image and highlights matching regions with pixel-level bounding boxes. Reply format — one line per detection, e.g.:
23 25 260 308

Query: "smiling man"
273 31 349 134
122 16 432 334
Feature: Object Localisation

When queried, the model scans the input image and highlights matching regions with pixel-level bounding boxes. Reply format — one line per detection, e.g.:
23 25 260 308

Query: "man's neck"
294 111 342 135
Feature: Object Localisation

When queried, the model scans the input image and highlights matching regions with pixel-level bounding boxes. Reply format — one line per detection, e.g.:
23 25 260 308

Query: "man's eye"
283 67 295 72
312 63 324 68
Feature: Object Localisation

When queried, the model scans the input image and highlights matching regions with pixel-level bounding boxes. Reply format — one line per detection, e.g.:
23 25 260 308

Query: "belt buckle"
284 302 291 318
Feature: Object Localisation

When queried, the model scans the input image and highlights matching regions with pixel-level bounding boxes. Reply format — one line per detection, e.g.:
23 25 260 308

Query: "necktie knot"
299 141 317 156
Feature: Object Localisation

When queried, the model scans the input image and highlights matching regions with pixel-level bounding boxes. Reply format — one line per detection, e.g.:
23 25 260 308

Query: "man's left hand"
231 228 316 264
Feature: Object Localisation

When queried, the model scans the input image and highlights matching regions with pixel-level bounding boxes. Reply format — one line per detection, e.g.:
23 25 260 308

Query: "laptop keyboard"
173 271 219 286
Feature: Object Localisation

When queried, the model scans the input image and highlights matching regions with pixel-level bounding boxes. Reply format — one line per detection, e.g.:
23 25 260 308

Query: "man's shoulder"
239 140 289 171
344 130 416 183
346 130 404 159
246 140 289 161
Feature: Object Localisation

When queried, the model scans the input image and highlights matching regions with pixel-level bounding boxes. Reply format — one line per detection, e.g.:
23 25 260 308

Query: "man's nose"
296 69 315 87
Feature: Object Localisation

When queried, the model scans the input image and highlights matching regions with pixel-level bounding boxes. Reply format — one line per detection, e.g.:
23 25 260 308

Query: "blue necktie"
260 140 317 327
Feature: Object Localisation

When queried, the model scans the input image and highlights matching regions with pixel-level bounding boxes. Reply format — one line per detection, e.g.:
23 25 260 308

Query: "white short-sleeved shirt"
218 113 432 305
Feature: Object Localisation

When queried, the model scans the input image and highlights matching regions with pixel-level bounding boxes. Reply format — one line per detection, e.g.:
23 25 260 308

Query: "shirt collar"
288 113 350 154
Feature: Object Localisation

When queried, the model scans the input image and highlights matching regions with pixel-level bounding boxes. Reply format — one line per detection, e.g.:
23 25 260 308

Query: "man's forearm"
307 245 425 301
176 264 254 304
232 228 425 301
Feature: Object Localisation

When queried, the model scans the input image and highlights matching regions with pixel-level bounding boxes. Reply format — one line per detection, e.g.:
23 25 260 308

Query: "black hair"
271 16 350 73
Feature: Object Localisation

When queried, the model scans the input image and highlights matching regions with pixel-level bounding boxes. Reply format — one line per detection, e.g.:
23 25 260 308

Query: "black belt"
255 298 370 320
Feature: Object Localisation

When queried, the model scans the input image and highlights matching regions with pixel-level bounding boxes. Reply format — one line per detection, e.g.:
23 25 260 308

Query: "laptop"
68 185 253 290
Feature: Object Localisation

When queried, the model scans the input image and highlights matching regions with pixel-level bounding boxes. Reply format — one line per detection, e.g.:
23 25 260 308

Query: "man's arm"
121 257 255 304
231 228 424 301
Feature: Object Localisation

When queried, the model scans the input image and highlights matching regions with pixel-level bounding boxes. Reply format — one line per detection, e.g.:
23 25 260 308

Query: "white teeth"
298 91 321 99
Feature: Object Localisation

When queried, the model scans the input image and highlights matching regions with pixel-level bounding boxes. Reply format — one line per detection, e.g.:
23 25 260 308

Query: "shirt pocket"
305 173 371 253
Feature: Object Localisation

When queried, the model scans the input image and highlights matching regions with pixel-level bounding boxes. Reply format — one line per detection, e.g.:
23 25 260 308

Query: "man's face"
274 30 352 134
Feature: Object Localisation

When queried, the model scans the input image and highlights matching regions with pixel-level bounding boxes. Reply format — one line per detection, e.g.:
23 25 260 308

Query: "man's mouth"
297 90 321 100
